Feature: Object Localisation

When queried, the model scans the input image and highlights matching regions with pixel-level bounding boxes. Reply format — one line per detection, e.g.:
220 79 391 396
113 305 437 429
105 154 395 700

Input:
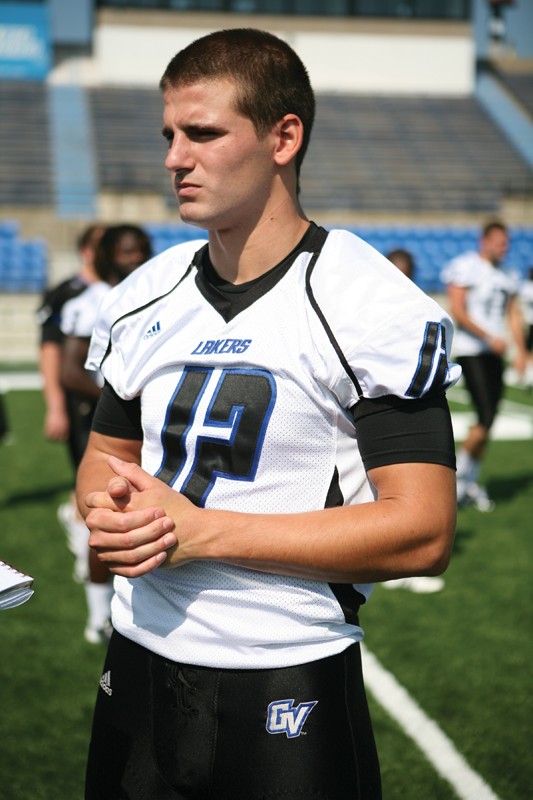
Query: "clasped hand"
85 456 193 577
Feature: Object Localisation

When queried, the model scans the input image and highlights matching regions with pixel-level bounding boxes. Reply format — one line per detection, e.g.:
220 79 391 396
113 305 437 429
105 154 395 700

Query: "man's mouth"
174 176 197 194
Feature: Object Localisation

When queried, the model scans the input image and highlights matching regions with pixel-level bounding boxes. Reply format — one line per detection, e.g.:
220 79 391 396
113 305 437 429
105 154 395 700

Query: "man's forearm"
39 344 66 410
81 455 456 584
161 463 457 584
509 301 527 353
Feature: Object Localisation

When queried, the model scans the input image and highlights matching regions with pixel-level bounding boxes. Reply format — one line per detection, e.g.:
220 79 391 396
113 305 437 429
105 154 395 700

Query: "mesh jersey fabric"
86 226 460 669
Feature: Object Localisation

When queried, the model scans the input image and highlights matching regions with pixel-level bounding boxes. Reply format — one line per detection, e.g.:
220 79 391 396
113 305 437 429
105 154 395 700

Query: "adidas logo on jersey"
265 699 318 738
191 338 252 355
143 321 161 340
99 670 112 696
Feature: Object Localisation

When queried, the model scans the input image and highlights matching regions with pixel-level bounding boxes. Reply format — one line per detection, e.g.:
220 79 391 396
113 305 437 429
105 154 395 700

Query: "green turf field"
0 384 531 799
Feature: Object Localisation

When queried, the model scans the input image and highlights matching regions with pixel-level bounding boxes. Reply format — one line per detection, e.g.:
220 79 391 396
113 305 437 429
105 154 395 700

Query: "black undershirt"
190 223 324 323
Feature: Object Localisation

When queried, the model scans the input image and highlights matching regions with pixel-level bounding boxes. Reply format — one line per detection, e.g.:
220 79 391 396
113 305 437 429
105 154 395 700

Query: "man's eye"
192 129 219 141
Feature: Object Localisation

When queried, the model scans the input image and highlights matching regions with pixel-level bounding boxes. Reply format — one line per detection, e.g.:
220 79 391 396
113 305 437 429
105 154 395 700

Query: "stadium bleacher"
83 87 533 215
89 87 170 200
0 218 531 297
0 220 47 292
0 82 533 296
0 81 53 209
343 223 533 292
301 93 533 213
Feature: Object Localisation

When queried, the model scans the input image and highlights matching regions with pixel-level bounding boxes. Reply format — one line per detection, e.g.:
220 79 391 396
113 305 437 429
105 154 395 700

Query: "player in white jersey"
442 221 527 511
60 225 152 644
78 30 460 800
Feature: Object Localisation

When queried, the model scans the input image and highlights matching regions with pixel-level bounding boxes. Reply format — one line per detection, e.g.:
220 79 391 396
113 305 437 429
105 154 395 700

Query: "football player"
79 29 460 799
442 221 527 511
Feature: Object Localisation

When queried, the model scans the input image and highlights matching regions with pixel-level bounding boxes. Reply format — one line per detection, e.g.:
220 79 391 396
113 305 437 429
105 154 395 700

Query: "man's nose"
165 134 192 171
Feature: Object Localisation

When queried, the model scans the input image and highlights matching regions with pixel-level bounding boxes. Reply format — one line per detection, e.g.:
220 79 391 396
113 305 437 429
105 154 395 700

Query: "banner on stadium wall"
0 3 51 79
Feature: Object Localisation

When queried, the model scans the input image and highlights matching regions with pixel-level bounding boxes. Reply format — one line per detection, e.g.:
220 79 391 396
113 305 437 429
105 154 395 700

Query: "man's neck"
480 252 499 268
207 202 310 285
78 264 99 284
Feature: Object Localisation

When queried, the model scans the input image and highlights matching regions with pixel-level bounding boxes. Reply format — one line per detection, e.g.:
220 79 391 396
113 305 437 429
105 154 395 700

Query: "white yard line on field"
0 373 43 391
450 385 533 418
451 410 533 441
448 384 533 441
361 645 502 800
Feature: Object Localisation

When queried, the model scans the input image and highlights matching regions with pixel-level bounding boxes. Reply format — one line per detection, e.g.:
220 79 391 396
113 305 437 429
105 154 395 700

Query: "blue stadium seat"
0 220 19 240
146 224 208 255
340 225 533 292
0 235 47 292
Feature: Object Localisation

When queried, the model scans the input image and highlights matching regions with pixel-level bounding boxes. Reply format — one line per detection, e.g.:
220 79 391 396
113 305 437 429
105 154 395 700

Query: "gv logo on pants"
265 699 318 738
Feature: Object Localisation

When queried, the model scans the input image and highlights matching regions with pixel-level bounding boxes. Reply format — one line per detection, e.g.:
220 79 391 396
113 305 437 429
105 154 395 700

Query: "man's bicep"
368 461 457 564
368 461 455 502
83 430 143 464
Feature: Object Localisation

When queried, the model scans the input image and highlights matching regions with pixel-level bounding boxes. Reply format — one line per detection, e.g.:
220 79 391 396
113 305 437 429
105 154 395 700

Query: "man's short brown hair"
160 28 315 183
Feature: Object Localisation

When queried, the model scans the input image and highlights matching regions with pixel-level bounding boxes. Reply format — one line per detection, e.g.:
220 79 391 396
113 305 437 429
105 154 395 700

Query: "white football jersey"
61 281 111 339
87 226 460 669
441 251 520 356
61 281 112 389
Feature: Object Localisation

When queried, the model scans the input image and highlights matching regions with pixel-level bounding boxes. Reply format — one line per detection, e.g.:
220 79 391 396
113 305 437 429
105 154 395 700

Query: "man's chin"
178 213 207 231
177 202 206 229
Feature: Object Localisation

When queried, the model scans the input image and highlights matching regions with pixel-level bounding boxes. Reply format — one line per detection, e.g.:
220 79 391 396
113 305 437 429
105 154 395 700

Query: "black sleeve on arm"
91 381 143 440
352 393 456 472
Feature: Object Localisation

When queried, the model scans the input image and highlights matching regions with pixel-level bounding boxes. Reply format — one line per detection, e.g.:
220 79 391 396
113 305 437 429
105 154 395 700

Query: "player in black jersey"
37 224 105 453
78 29 460 800
37 224 105 585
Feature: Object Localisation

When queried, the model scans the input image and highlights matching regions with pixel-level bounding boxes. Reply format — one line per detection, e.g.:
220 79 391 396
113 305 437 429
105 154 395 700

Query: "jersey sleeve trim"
305 228 364 399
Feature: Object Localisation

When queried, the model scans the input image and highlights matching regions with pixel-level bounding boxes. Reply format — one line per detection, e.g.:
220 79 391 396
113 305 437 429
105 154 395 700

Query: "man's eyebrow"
161 125 172 139
183 122 220 132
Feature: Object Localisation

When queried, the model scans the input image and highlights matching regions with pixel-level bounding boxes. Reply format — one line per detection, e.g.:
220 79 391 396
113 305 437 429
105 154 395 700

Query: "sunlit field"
0 384 531 799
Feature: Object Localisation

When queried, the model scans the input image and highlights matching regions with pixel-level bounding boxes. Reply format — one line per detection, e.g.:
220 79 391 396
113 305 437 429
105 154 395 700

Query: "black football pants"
85 631 381 800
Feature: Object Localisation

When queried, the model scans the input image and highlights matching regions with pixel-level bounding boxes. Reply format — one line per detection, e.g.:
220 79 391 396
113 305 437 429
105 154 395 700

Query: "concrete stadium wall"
50 11 475 96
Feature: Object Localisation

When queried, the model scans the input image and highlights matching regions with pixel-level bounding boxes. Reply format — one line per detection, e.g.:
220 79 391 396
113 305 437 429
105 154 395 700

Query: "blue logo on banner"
0 3 51 80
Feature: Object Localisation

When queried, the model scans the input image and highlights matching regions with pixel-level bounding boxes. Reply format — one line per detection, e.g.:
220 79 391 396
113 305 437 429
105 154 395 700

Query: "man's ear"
273 114 304 167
